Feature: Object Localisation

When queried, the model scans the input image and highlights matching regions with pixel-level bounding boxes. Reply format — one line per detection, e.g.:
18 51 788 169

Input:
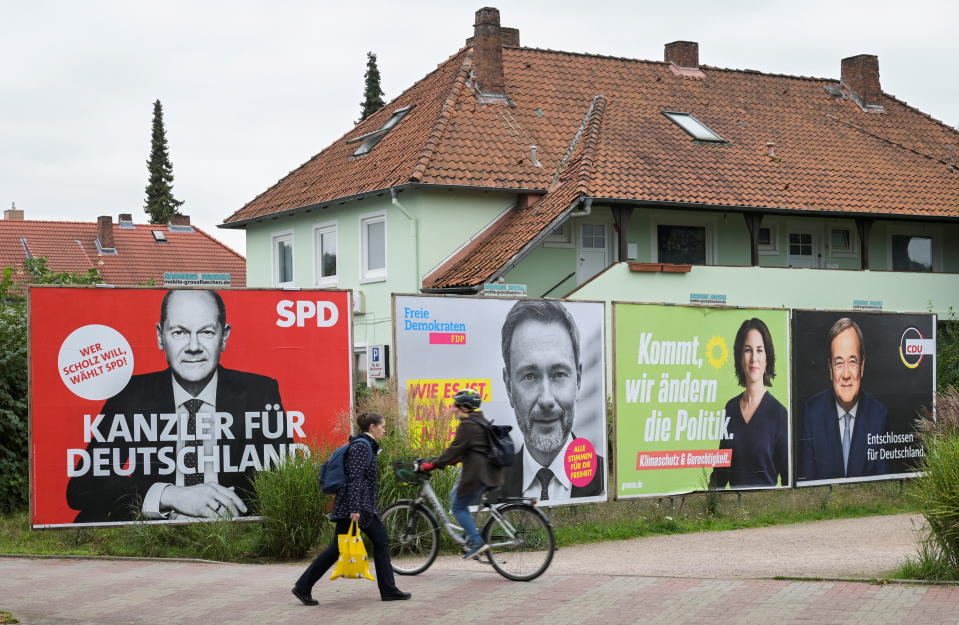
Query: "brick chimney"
169 214 191 226
97 215 114 250
473 7 505 94
841 54 882 108
665 41 699 67
4 203 23 220
118 213 132 222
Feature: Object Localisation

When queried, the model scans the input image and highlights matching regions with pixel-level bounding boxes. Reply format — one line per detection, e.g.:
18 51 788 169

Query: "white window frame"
662 111 725 142
271 230 294 287
887 228 939 272
650 213 717 264
349 106 414 156
544 220 573 248
354 345 370 387
828 224 857 258
313 221 338 287
359 211 387 283
758 222 780 255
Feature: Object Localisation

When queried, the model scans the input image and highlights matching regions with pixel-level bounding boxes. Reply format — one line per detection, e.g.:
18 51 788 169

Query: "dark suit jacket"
497 446 606 501
798 389 889 481
66 366 289 523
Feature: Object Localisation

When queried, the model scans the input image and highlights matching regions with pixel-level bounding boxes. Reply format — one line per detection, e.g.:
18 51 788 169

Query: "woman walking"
292 412 411 604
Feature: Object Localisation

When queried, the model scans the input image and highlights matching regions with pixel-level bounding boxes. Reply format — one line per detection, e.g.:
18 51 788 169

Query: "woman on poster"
709 318 788 489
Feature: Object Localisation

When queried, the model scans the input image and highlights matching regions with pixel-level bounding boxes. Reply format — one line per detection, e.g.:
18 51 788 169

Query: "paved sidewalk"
2 514 953 625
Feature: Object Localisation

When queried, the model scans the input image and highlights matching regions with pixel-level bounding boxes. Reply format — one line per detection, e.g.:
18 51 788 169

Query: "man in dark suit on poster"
67 289 293 523
799 317 889 481
496 300 604 502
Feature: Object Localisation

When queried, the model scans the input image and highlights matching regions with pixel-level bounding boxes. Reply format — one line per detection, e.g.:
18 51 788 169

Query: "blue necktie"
842 413 852 476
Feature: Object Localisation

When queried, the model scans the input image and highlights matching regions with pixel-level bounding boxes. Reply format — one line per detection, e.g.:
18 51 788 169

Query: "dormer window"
348 106 413 156
662 111 725 142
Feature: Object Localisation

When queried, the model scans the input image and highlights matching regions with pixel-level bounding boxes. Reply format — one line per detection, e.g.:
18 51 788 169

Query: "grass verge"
1 480 913 561
549 480 913 546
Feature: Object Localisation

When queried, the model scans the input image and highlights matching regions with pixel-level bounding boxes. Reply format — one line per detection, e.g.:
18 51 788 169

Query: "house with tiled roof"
1 207 245 288
222 7 959 374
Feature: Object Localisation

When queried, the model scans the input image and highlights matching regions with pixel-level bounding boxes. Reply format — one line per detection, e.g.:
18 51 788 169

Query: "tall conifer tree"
358 52 385 123
143 99 183 224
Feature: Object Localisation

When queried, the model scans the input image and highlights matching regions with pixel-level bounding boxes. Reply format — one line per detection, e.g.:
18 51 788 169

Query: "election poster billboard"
793 310 935 486
393 294 607 506
30 287 353 528
614 304 791 499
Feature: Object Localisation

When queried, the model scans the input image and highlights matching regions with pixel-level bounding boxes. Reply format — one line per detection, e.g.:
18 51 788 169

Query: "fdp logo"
899 327 935 369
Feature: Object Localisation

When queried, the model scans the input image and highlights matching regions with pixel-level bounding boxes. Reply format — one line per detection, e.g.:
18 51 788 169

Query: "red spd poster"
29 287 353 528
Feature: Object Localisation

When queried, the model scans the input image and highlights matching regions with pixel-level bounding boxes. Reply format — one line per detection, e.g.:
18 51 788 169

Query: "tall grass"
252 448 335 559
905 386 959 579
126 516 258 561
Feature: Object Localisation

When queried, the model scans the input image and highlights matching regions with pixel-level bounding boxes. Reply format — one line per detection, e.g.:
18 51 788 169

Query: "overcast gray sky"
3 0 956 256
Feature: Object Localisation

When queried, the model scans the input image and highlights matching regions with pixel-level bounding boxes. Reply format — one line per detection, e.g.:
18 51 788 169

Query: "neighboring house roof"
224 9 959 289
0 218 246 288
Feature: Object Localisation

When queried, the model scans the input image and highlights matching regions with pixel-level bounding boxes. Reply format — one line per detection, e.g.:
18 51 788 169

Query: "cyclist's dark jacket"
331 433 380 526
432 411 504 494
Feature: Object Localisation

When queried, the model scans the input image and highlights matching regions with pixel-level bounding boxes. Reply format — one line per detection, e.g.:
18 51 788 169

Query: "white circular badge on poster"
58 324 134 400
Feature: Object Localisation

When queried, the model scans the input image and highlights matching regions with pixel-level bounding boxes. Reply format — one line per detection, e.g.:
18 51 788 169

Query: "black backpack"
477 419 515 468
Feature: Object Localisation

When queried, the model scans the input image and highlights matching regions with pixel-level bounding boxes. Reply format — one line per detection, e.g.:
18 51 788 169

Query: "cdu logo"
899 327 935 369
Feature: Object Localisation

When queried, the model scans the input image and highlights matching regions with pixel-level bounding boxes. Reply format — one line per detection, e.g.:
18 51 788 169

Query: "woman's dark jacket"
330 433 380 525
432 411 504 494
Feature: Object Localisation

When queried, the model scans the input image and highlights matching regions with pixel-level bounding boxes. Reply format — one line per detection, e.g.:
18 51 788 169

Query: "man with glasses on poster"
497 300 604 502
798 317 889 480
66 289 293 523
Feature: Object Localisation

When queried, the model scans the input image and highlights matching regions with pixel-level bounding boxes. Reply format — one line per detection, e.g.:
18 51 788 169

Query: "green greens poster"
614 304 791 498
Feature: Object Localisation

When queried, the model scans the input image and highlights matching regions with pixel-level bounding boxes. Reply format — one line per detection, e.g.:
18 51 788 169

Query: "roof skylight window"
152 230 168 242
348 106 414 156
662 111 725 142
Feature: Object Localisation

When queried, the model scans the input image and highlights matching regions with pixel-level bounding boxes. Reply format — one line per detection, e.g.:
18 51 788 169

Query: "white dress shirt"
520 436 573 500
835 400 859 441
141 373 219 518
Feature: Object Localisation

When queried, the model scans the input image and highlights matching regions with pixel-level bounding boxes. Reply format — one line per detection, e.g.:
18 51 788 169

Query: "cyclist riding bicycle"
419 388 503 559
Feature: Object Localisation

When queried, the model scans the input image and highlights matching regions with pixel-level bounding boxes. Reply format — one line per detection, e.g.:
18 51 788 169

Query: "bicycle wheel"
381 501 439 575
482 503 555 581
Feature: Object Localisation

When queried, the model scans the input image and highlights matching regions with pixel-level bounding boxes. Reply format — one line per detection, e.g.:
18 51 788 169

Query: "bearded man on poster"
66 289 292 523
496 299 604 502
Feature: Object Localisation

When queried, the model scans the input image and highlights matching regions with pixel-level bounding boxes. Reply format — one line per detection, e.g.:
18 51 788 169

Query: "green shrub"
0 304 28 513
252 448 335 559
938 320 959 393
125 517 258 562
0 260 102 513
909 387 959 577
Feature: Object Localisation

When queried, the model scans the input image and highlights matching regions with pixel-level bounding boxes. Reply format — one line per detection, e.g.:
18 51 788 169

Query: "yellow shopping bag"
330 520 375 581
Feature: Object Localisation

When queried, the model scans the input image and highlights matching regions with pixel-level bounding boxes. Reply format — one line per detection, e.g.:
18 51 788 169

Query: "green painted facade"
571 262 959 315
504 205 959 299
243 187 515 355
243 190 958 388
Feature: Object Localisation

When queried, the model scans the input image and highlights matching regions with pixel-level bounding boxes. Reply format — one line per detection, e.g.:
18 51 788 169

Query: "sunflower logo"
705 336 729 369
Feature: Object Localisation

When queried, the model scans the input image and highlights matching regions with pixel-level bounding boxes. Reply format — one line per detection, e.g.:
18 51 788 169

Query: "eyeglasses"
831 359 860 374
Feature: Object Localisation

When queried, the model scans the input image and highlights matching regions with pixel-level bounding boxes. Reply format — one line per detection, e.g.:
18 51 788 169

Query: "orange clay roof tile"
225 44 959 287
0 220 245 288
